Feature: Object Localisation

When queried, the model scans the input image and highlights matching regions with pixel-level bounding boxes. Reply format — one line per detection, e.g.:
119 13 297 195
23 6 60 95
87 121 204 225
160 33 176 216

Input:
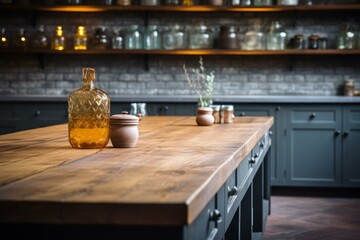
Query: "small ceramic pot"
110 112 139 148
196 107 214 126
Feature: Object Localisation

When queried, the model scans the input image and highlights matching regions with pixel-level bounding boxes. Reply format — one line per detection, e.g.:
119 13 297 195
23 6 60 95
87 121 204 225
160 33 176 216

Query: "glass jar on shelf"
162 25 187 50
144 25 161 50
13 28 27 49
267 21 287 50
182 0 194 6
164 0 180 5
92 26 111 50
112 29 123 49
217 25 241 49
74 26 87 50
337 23 356 50
189 24 212 49
0 28 9 49
116 0 131 5
52 26 66 51
141 0 159 5
308 34 320 49
125 25 143 50
243 23 266 50
31 25 50 49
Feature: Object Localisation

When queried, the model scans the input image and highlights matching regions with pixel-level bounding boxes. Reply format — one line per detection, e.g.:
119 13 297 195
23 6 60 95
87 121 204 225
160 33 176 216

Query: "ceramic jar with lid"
218 26 240 49
221 105 235 124
308 34 320 49
196 107 214 126
110 112 139 148
343 79 355 96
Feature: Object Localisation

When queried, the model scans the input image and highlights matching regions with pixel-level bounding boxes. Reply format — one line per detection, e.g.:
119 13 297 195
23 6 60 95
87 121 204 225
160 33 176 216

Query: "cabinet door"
342 106 360 187
0 105 19 134
285 106 342 187
31 103 68 128
233 104 284 186
156 103 196 116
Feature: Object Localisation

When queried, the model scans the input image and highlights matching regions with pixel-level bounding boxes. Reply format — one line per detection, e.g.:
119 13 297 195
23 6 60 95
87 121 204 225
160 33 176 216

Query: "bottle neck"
82 68 95 90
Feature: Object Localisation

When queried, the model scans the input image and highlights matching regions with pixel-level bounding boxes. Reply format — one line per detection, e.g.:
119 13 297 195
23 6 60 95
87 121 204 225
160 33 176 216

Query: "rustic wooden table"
0 116 273 240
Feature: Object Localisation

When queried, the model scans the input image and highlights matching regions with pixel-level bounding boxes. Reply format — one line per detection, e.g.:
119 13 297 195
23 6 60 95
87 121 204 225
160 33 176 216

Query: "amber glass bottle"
68 68 110 149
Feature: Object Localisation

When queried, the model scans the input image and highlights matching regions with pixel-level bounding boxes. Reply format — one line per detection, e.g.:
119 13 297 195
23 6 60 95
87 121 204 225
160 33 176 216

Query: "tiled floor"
264 196 360 240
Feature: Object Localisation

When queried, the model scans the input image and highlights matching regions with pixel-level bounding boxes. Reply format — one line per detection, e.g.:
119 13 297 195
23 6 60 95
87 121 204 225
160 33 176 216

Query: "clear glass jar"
243 24 266 50
189 25 212 49
116 0 131 5
162 25 187 50
125 25 143 50
164 0 180 5
141 0 159 5
337 23 356 50
144 25 161 50
52 26 66 51
92 26 110 50
267 21 287 50
0 28 9 49
13 28 27 49
74 26 87 50
31 25 50 49
112 30 123 49
68 68 110 149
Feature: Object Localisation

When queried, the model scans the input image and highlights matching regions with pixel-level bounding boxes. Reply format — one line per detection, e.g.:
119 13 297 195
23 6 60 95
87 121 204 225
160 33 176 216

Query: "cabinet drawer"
237 153 252 192
225 171 238 230
187 197 222 240
291 109 336 124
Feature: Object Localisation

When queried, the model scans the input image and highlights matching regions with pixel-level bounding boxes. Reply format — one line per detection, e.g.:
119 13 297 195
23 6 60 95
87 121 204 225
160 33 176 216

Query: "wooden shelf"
1 49 360 55
1 4 360 12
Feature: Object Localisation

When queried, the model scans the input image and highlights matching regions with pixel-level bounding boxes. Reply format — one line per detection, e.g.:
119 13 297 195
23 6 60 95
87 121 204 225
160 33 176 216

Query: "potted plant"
183 57 215 126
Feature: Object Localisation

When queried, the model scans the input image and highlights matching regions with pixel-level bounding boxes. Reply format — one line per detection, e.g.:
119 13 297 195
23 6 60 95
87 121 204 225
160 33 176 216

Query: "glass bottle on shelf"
182 0 194 6
52 26 66 51
31 25 50 49
189 24 212 49
141 0 159 6
337 23 356 50
13 28 27 49
68 67 110 149
125 25 143 50
144 25 161 50
267 21 287 50
92 26 110 50
0 28 9 49
112 29 123 49
74 26 87 50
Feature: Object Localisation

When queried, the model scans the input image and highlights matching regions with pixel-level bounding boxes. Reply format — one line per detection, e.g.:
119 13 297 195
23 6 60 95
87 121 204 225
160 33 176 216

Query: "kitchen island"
0 116 273 240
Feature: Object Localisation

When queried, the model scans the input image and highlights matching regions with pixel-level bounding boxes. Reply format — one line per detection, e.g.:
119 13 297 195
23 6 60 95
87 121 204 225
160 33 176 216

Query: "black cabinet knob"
35 110 41 116
163 105 169 111
343 131 350 137
249 157 256 165
335 130 341 136
276 106 281 111
239 112 245 116
254 153 259 158
310 113 316 119
209 209 222 223
260 141 265 148
228 186 238 197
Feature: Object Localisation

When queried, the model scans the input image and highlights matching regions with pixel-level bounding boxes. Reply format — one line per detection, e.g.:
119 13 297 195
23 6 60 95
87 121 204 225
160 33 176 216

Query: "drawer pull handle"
228 186 238 197
310 113 316 119
260 141 265 149
209 209 222 223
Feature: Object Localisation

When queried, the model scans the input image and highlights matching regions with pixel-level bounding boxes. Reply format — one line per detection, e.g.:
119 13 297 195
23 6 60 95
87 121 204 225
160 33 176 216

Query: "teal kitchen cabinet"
231 104 285 186
284 106 342 187
155 103 196 116
342 106 360 187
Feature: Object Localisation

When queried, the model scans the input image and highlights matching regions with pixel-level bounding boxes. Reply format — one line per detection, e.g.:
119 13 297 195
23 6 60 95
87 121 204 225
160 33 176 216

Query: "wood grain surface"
0 116 273 226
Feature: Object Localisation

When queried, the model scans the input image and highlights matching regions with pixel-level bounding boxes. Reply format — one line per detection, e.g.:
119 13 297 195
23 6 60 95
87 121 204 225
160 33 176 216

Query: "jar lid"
221 105 234 111
309 34 320 40
210 105 221 111
294 34 304 39
110 111 139 125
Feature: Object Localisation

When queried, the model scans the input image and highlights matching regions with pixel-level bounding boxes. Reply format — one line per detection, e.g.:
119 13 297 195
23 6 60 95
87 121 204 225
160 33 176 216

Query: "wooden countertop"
0 116 273 226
